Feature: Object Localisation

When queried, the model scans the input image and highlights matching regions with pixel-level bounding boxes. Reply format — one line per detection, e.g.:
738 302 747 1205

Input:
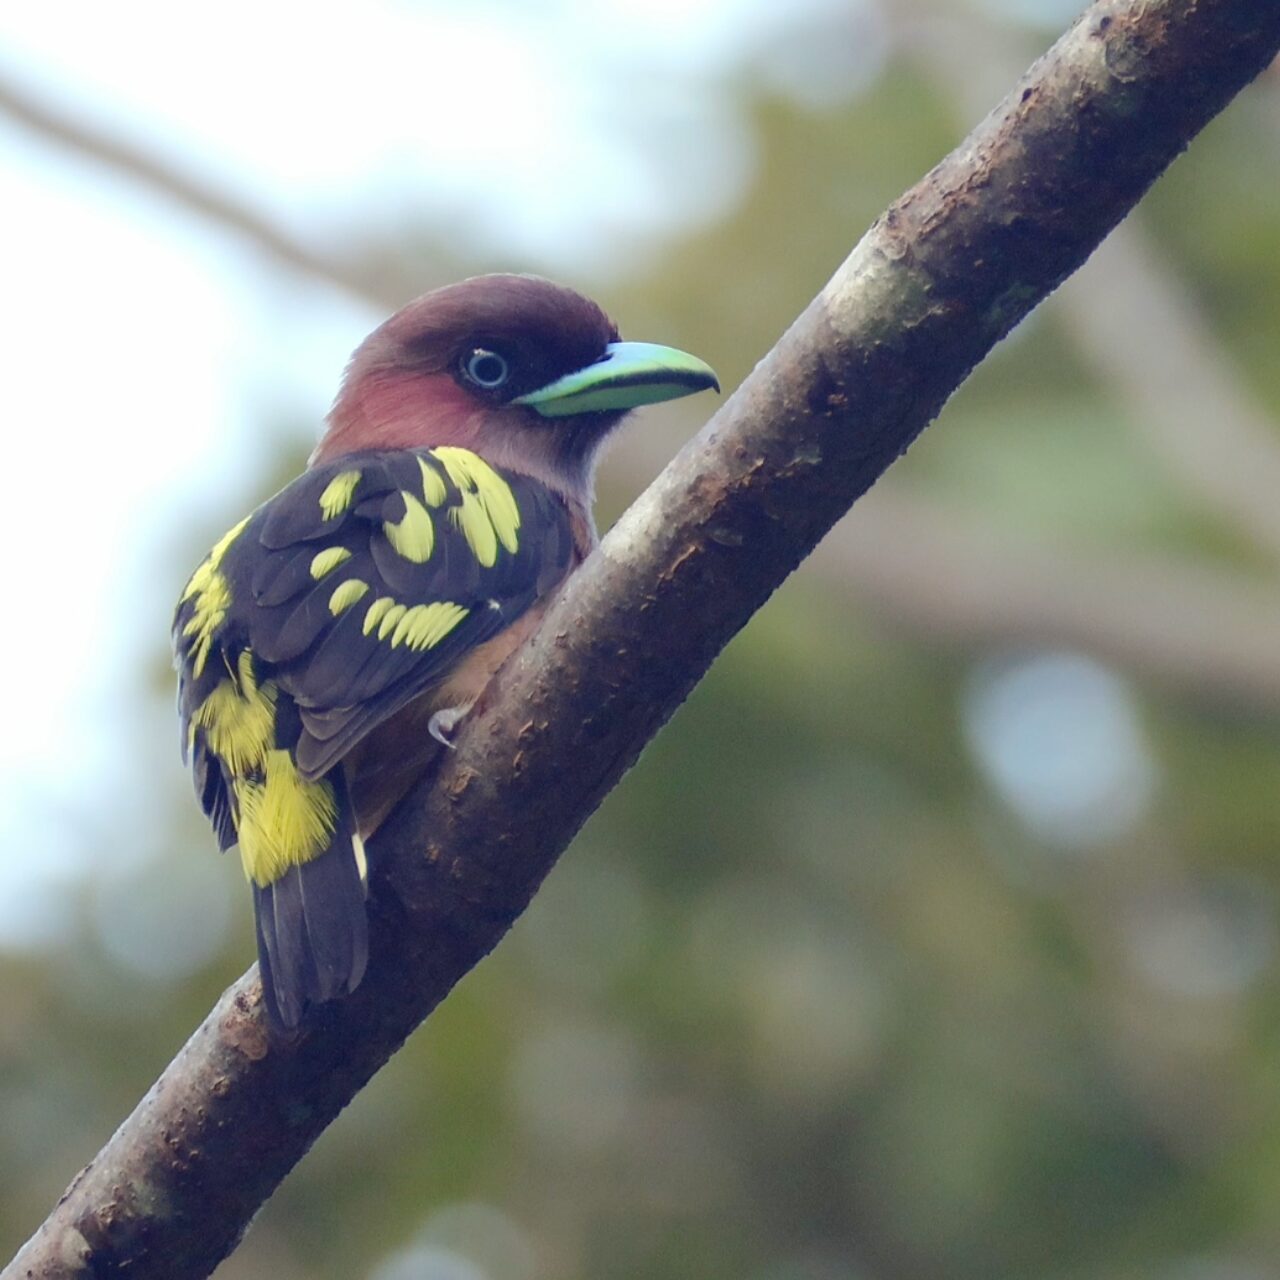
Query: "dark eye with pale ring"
462 348 510 389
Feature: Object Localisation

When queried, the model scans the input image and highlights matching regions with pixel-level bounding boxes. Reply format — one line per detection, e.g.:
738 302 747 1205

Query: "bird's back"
174 446 578 1026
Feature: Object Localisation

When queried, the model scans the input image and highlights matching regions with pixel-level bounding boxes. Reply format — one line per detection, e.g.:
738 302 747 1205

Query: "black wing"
177 445 576 788
172 447 576 1028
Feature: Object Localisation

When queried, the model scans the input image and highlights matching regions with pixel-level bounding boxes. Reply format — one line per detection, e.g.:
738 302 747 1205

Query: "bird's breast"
341 592 561 837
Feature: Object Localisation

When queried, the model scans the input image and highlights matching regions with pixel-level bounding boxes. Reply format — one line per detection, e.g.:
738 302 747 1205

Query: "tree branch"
0 68 402 308
9 2 1279 1275
1058 221 1280 563
833 490 1280 708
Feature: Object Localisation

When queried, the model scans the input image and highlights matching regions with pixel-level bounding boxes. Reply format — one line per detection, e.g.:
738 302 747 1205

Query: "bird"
173 274 718 1030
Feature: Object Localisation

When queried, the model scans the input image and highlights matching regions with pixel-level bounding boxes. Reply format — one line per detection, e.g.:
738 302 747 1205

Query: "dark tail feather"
253 782 368 1030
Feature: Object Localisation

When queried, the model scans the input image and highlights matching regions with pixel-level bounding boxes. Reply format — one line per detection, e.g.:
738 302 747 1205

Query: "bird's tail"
252 769 368 1031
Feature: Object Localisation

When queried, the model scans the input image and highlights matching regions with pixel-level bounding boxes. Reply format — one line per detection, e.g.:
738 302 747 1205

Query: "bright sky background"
0 0 1127 969
0 0 890 953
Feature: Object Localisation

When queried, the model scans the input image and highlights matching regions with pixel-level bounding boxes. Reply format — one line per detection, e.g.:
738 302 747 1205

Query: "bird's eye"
462 348 510 389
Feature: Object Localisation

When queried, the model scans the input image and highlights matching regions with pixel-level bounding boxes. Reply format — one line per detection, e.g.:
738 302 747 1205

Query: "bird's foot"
428 705 468 750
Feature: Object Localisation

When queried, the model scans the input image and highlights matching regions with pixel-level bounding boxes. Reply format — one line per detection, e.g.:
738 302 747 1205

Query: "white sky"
0 0 884 952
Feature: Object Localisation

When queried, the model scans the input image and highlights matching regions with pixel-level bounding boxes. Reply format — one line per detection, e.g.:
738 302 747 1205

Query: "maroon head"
318 274 718 502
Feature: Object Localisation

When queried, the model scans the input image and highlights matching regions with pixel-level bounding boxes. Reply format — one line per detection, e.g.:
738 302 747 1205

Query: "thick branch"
9 2 1280 1276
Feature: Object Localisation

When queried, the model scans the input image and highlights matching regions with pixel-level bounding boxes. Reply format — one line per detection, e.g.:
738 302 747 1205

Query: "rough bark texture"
10 1 1280 1276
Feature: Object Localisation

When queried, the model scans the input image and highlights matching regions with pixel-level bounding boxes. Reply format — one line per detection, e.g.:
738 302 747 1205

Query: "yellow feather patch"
419 456 447 507
181 515 250 603
376 603 407 641
449 500 497 568
384 491 435 563
236 750 338 887
319 469 361 520
310 546 352 579
409 601 468 650
432 446 521 568
389 601 469 651
180 516 250 678
329 578 370 615
182 575 230 679
362 595 396 636
191 650 277 774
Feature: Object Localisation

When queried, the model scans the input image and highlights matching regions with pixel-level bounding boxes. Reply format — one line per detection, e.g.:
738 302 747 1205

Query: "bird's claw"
428 706 467 750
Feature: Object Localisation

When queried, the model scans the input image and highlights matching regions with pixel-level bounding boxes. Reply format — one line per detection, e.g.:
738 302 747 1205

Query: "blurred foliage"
4 4 1280 1279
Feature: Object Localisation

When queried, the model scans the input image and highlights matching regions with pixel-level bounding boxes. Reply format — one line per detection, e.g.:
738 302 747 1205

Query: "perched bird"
173 275 718 1029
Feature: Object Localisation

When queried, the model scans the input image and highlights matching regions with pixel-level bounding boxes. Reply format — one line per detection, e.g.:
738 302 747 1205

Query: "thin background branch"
903 5 1280 563
0 68 401 309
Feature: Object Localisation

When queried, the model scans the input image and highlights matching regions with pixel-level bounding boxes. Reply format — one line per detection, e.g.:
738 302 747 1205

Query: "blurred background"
2 1 1280 1277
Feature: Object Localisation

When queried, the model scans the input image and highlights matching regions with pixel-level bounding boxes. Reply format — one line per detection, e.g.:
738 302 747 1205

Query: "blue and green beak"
514 341 719 418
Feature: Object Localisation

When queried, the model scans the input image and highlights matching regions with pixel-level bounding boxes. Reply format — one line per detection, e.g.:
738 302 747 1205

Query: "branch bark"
9 2 1280 1275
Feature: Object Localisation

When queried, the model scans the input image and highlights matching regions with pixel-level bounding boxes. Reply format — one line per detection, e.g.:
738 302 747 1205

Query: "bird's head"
317 274 718 502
